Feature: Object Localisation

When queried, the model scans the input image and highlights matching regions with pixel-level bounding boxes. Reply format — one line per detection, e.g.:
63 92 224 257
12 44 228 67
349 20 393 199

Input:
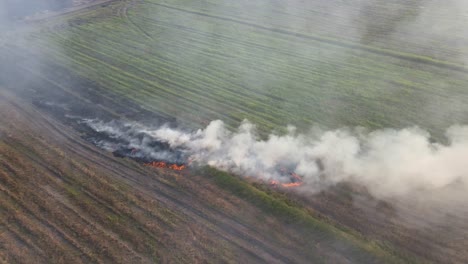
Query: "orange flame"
270 172 304 188
168 164 186 171
145 161 186 171
280 182 303 188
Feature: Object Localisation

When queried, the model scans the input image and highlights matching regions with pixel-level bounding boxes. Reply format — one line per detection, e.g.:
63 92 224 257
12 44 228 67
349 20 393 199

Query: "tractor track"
117 0 153 40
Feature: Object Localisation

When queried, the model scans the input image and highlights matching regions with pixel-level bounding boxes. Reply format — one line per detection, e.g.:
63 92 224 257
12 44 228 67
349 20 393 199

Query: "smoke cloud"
85 118 468 199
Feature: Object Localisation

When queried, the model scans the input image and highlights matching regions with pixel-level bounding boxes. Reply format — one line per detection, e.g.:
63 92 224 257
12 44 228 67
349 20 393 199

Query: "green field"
4 0 468 137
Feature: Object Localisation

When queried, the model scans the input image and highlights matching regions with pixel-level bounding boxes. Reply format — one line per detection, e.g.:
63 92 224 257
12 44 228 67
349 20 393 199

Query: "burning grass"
145 161 186 171
0 92 418 263
2 0 468 262
270 173 304 188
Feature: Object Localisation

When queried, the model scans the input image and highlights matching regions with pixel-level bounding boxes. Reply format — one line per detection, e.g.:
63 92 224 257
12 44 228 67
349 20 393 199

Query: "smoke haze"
85 119 468 200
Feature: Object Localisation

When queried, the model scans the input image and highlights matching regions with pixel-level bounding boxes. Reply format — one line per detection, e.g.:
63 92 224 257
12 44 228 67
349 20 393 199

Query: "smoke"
82 119 189 164
85 118 468 200
2 0 468 202
1 0 72 20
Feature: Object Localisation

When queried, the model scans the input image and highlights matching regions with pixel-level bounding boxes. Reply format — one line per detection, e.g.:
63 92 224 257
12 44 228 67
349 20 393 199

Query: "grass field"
1 0 468 262
4 0 468 137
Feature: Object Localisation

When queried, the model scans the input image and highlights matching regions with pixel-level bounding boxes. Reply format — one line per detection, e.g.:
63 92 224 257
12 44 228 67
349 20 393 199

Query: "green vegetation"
2 0 468 138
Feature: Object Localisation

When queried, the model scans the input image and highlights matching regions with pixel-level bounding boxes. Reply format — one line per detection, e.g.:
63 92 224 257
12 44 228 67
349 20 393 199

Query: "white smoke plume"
86 118 468 199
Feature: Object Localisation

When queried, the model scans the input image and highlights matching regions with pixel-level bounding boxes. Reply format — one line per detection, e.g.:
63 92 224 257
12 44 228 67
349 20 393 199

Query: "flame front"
280 182 303 188
145 161 302 186
270 173 304 188
168 164 186 171
145 161 186 171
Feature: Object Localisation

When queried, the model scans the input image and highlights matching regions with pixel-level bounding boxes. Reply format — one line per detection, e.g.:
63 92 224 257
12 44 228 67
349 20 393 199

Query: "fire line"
145 161 186 171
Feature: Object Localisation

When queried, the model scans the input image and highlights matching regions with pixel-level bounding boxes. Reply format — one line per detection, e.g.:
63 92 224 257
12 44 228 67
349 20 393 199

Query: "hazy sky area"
2 0 72 18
